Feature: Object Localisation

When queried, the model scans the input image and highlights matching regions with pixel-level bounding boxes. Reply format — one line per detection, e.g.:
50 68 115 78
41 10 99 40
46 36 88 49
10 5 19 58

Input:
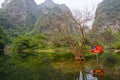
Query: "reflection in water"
80 71 83 80
92 69 104 77
0 51 4 55
86 73 98 80
85 73 98 80
52 61 100 80
77 69 98 80
0 51 120 80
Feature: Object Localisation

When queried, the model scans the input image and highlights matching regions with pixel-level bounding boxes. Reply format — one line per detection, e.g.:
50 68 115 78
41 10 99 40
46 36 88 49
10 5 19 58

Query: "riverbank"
21 48 71 53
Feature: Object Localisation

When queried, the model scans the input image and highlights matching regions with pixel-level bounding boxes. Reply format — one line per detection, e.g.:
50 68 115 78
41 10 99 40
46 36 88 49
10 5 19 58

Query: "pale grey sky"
0 0 103 11
35 0 103 11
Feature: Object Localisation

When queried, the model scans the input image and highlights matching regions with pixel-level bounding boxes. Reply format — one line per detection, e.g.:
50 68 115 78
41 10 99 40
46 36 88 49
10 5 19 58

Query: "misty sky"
0 0 103 11
35 0 103 11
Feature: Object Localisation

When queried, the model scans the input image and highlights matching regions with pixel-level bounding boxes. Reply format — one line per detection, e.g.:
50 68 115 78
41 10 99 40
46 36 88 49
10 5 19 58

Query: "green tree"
13 34 47 51
29 34 47 49
0 26 10 50
13 36 30 51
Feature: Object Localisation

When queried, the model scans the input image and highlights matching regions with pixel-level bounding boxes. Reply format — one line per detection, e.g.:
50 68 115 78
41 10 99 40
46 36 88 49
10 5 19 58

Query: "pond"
0 51 120 80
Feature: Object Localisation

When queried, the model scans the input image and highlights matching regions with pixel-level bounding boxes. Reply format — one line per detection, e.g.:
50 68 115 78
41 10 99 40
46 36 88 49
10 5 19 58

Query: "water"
0 51 120 80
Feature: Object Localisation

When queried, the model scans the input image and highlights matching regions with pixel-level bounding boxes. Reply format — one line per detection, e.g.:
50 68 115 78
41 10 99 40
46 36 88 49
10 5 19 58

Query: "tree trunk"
71 46 85 61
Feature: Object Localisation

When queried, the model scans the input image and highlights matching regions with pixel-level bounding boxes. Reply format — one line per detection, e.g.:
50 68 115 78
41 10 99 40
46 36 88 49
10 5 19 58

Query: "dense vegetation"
0 26 10 50
12 34 48 51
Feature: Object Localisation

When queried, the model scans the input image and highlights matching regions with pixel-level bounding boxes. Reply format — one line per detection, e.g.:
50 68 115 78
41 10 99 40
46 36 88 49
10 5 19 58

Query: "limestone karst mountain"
0 0 37 36
0 0 74 36
94 0 120 31
32 0 73 34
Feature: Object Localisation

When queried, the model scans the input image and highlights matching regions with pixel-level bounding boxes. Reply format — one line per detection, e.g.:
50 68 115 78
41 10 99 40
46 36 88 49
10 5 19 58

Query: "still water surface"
0 51 120 80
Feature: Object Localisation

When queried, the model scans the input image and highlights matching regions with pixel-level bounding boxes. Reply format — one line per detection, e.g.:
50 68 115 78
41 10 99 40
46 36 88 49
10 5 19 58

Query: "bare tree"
68 9 93 60
45 8 94 61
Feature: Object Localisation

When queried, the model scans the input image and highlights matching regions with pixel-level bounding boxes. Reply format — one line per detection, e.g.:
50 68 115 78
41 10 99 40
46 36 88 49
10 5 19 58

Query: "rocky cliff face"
0 0 74 36
32 0 73 34
0 0 38 36
94 0 120 31
3 0 37 24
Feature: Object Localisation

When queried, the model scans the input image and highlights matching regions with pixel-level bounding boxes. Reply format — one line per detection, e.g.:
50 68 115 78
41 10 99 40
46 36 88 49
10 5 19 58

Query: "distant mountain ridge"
0 0 73 36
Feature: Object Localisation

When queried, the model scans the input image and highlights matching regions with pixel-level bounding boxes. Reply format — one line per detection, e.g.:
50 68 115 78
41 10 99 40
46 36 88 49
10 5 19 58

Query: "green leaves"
13 34 48 51
0 26 10 49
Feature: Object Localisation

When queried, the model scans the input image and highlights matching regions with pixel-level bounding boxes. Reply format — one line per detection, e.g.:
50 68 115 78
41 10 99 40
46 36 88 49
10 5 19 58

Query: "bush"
12 36 30 51
12 34 48 51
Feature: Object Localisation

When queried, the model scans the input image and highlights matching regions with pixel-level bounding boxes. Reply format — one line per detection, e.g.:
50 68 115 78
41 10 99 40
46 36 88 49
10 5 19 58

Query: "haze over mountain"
32 0 74 34
0 0 74 36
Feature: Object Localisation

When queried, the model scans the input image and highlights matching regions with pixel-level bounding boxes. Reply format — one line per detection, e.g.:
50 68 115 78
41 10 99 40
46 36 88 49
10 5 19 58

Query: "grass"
22 47 71 53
